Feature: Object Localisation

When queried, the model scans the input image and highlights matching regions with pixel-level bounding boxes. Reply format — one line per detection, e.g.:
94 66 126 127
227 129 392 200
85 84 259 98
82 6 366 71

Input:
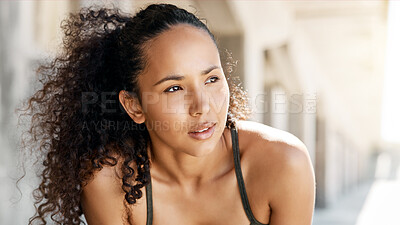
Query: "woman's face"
137 24 230 156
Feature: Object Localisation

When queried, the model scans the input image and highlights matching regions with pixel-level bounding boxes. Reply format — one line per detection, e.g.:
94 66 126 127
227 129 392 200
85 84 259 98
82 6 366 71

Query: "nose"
187 90 210 117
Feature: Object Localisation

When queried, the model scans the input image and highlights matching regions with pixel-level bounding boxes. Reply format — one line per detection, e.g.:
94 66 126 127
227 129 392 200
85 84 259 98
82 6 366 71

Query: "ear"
118 90 145 124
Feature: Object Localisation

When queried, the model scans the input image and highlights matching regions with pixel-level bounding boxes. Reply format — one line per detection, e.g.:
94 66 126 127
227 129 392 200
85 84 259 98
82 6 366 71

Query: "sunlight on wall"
381 0 400 143
355 179 400 225
356 150 400 225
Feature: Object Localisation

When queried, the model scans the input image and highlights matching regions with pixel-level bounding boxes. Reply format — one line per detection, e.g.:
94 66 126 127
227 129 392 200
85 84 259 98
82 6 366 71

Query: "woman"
21 3 315 225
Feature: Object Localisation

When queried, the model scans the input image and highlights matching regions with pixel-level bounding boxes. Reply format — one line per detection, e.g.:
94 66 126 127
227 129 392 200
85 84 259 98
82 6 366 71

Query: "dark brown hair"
18 3 250 224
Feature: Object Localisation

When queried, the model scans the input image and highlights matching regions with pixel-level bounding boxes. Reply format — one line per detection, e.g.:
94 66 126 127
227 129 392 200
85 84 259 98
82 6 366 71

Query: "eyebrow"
152 65 220 86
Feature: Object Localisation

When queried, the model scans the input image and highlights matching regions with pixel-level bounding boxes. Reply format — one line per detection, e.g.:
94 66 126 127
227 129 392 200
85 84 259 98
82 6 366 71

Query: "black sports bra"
144 125 269 225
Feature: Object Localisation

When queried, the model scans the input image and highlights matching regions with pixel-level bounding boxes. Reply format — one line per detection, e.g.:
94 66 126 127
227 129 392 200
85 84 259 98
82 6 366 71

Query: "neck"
147 128 232 189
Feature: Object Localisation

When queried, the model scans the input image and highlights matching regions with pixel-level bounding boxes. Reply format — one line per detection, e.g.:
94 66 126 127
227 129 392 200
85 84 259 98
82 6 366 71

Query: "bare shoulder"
236 120 316 224
80 154 136 225
236 120 311 168
236 120 307 152
236 119 313 178
82 154 128 190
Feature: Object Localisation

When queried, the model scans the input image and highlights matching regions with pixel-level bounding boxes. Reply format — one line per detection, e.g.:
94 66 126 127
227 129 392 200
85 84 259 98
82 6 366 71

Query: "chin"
185 147 215 157
188 135 223 157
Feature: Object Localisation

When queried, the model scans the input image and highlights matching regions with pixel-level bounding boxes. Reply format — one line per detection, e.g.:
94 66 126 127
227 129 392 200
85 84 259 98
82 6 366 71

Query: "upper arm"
80 165 127 225
238 121 316 225
268 144 316 225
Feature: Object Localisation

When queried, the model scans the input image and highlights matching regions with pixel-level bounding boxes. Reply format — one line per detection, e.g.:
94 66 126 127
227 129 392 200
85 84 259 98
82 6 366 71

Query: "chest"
128 170 268 225
151 190 250 225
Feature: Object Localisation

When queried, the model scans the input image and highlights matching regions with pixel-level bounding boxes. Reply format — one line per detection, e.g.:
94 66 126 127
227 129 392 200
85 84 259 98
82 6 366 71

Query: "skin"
80 24 316 225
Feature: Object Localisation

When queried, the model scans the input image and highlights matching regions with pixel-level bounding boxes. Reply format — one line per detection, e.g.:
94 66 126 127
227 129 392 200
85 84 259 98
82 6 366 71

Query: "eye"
205 76 220 84
163 85 183 93
163 76 220 93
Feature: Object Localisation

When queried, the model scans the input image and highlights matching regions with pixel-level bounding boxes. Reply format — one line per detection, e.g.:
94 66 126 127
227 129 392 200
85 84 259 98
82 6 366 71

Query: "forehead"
140 24 221 85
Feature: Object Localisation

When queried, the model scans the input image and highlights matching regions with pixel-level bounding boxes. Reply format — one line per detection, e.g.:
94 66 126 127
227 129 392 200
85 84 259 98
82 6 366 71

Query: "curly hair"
18 3 250 225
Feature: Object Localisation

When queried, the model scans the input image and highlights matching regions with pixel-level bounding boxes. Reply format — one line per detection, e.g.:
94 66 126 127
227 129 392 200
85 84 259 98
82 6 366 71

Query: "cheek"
209 83 230 115
145 94 183 119
142 95 183 132
163 94 187 114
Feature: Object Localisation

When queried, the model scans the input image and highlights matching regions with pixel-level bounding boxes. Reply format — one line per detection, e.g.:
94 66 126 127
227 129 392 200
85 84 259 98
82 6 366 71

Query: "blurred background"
1 0 399 224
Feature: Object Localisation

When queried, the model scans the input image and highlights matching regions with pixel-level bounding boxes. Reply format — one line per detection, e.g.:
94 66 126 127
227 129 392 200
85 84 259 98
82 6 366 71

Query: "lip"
188 122 216 140
188 122 217 133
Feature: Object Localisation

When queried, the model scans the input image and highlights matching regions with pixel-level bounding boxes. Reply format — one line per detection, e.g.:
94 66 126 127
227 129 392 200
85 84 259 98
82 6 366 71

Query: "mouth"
188 122 217 140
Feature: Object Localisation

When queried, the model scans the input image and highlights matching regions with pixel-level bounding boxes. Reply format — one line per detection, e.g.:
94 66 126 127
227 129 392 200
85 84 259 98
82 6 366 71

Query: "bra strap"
231 126 265 225
145 174 153 225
